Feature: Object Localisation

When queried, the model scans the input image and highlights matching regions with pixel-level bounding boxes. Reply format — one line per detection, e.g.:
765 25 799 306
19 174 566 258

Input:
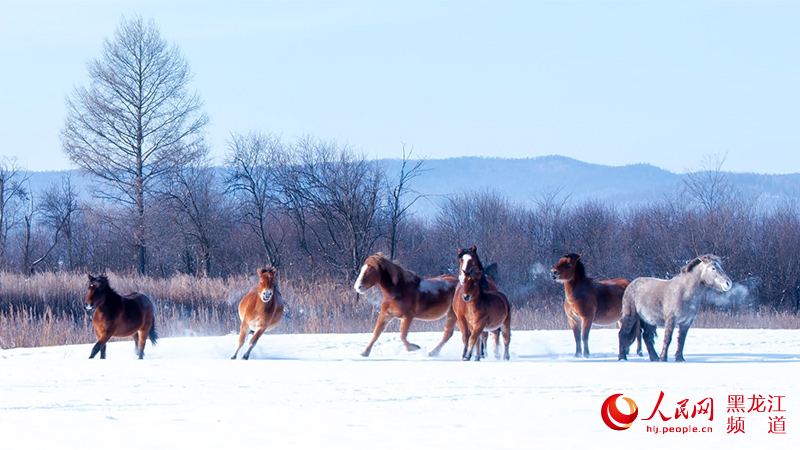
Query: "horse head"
461 272 482 302
457 246 484 285
85 274 110 311
684 254 732 292
257 267 277 302
551 253 584 283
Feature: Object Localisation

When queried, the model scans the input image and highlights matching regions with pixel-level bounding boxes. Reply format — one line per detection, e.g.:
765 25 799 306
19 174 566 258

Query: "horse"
354 253 458 357
231 267 285 360
551 253 638 358
84 274 158 359
455 248 511 361
456 246 499 358
618 254 732 362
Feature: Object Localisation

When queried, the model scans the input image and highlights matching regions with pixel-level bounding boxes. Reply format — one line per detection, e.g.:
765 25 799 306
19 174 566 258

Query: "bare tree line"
2 16 798 315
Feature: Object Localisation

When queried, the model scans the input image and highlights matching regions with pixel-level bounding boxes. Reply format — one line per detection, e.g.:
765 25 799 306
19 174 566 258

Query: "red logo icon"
602 393 639 430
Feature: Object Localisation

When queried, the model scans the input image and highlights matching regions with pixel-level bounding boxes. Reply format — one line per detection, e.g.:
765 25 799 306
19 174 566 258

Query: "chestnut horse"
551 253 639 358
231 267 285 360
455 248 511 361
85 274 158 359
456 246 497 357
354 253 458 357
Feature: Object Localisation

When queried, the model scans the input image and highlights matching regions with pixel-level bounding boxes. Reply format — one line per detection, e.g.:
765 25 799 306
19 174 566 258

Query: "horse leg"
362 311 392 357
491 329 501 359
659 316 675 362
501 314 511 360
617 315 637 361
568 316 582 358
429 308 457 356
231 320 249 359
480 331 488 358
642 321 659 361
581 318 592 358
399 316 421 352
466 323 486 361
136 331 146 359
674 323 691 362
89 334 111 359
458 316 471 360
242 327 267 360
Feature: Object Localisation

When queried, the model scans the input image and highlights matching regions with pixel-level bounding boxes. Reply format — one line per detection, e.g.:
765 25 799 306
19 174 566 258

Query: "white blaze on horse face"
459 254 473 285
354 264 369 294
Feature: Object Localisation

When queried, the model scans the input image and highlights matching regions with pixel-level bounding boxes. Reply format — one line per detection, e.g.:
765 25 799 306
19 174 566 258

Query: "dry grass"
1 271 798 350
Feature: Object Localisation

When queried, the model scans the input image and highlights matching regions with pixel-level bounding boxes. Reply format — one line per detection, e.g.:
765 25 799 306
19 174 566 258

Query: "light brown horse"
456 269 511 361
231 267 285 360
354 253 458 357
551 253 639 358
85 274 157 359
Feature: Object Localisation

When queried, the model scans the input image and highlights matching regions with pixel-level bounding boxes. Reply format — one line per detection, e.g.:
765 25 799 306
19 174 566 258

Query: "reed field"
0 271 797 349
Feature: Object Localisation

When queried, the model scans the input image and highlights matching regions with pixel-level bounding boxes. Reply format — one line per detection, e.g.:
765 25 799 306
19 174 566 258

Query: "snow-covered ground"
1 328 798 449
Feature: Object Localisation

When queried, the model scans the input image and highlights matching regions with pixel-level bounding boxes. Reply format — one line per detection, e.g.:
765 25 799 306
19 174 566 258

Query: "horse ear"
257 268 266 276
269 268 278 275
87 273 93 282
471 245 477 253
577 254 582 260
684 258 702 273
457 248 463 256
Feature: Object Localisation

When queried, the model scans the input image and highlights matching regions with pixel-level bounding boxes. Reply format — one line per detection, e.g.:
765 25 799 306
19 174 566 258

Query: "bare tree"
226 132 287 268
384 144 428 260
61 16 208 275
281 137 384 279
164 165 227 277
0 157 29 267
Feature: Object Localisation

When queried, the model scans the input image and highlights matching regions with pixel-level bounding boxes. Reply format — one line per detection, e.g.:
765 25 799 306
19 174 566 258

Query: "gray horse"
618 254 732 362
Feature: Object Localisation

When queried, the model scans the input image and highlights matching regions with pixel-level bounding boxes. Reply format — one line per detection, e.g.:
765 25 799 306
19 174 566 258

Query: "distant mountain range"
22 155 800 213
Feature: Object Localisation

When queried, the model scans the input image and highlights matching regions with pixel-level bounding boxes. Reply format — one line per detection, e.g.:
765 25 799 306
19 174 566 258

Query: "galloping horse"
618 254 732 362
455 246 498 357
551 253 637 358
231 267 285 360
455 247 511 361
85 274 157 359
354 253 458 357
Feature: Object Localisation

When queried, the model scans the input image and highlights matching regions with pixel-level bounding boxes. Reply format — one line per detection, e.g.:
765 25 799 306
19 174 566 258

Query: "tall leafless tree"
61 16 208 275
226 132 287 268
0 157 29 267
384 144 428 260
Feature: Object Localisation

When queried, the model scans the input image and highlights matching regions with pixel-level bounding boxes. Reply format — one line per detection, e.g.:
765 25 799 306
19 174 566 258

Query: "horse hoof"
407 344 421 352
360 351 370 357
637 351 644 357
618 356 627 361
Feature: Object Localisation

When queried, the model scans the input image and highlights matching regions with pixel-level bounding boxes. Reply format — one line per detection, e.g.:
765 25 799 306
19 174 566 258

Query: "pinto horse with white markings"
85 274 158 359
455 246 510 361
231 267 285 360
354 253 458 357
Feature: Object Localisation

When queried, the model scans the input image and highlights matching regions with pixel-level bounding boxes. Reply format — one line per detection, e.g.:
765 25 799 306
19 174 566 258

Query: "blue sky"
1 0 798 173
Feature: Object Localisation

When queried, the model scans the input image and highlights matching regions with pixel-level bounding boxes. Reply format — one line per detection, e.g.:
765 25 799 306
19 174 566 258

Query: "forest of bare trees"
2 15 799 332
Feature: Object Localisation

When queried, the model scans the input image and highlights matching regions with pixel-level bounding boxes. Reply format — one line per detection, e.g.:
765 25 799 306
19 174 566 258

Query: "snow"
1 329 799 449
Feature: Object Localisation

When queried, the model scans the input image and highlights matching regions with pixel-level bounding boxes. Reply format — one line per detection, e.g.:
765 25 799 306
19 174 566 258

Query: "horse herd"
83 248 732 362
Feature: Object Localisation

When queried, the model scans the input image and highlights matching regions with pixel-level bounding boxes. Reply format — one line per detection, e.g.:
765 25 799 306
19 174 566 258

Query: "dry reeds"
1 271 798 350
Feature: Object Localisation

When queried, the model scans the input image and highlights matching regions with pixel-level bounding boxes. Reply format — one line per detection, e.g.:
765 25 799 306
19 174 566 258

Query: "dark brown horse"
454 249 511 361
354 253 458 357
551 253 639 358
231 267 285 360
85 274 157 359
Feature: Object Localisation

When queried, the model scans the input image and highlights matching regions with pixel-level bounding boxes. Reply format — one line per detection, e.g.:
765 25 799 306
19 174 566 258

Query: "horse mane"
682 254 722 273
565 253 586 279
367 253 418 286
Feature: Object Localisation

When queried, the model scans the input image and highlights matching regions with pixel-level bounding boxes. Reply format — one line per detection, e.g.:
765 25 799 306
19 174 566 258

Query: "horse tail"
148 318 159 346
